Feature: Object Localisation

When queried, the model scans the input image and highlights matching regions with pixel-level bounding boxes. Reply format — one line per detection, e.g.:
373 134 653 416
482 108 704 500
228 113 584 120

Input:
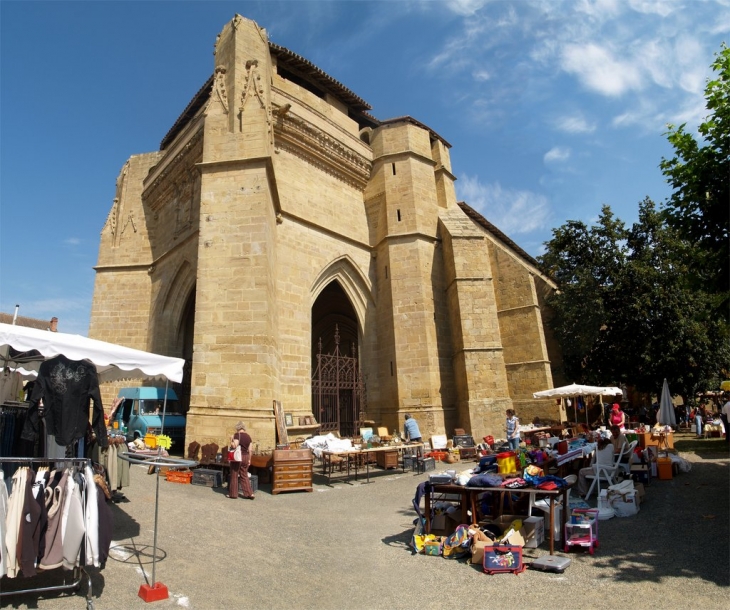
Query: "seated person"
577 436 614 497
610 425 628 456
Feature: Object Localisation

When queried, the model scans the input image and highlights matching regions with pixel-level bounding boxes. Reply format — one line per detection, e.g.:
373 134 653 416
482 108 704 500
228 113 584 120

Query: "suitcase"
530 555 572 574
483 545 526 575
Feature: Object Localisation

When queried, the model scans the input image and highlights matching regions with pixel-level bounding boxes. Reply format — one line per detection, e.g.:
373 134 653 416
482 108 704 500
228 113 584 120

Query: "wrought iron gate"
312 326 366 438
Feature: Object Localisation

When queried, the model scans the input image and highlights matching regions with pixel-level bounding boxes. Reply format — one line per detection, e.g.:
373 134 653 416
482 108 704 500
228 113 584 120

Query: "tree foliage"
660 44 730 319
538 199 729 399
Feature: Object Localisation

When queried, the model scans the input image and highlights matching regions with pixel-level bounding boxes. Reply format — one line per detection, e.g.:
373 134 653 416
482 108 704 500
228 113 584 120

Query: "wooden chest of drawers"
272 449 313 495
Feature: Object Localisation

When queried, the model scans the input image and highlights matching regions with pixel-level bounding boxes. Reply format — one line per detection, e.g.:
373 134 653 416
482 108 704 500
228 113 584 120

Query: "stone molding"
273 105 371 190
144 128 204 209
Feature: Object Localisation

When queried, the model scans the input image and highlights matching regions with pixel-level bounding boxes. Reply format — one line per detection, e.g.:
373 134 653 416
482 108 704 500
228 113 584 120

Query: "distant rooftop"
0 314 58 331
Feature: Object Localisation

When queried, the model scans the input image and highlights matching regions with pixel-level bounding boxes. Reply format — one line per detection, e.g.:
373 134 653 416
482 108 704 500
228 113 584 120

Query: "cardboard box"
522 516 545 548
470 531 496 564
431 514 447 531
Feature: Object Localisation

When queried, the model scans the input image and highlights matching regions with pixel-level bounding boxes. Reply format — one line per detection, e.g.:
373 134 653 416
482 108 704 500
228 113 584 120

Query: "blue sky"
1 0 727 335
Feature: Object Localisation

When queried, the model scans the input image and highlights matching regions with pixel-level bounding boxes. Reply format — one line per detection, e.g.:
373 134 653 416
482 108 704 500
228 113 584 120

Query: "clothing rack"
0 456 94 610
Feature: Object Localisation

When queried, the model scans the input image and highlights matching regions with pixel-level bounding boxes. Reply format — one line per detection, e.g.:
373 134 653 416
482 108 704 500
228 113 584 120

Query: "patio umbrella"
658 378 677 426
533 384 622 425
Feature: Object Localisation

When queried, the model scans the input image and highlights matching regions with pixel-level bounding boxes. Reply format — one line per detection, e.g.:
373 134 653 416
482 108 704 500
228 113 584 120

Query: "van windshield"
139 399 184 416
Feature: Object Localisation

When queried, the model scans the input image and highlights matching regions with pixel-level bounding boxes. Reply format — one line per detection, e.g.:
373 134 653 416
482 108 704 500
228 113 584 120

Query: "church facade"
89 14 562 451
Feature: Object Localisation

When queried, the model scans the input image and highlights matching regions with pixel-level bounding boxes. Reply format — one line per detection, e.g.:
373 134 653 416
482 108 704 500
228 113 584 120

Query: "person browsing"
228 421 255 500
505 409 520 450
403 414 422 444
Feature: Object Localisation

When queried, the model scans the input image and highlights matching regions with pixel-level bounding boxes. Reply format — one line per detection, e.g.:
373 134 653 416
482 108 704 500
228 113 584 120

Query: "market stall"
0 322 186 607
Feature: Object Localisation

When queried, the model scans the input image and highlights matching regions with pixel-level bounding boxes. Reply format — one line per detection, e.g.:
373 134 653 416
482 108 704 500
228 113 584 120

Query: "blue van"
112 387 186 451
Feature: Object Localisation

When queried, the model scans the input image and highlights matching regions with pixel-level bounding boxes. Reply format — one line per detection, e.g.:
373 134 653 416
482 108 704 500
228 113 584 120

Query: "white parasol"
533 383 623 425
657 378 677 427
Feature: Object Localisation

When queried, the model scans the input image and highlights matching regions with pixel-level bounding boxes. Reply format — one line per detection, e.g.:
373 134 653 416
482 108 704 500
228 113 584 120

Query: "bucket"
557 441 568 455
496 451 517 474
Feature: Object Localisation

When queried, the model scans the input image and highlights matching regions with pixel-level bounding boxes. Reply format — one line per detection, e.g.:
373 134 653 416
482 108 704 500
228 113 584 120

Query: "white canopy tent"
0 322 184 383
533 383 623 425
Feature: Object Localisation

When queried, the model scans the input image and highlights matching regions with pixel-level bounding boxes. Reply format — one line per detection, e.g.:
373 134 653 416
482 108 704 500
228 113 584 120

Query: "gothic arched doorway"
311 281 365 437
177 287 195 413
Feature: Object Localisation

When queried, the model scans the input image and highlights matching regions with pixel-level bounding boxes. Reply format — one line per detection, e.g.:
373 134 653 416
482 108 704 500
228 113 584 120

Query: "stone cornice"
273 106 371 191
144 127 204 209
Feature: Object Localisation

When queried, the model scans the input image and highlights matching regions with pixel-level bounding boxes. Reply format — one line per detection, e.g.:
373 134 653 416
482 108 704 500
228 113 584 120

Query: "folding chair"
584 442 630 499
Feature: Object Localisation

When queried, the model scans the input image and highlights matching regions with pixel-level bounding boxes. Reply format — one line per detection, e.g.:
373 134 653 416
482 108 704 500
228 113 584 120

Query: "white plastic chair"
584 442 630 499
617 440 638 478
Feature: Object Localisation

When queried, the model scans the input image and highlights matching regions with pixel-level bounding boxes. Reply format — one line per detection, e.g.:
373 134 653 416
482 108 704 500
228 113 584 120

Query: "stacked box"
522 516 545 548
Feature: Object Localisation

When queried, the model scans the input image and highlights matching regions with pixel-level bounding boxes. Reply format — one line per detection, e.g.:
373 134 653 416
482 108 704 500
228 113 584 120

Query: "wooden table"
321 443 424 484
425 482 568 555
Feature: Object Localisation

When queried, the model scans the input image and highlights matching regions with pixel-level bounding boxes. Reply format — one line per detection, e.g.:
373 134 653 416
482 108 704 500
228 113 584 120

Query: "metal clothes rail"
0 456 94 610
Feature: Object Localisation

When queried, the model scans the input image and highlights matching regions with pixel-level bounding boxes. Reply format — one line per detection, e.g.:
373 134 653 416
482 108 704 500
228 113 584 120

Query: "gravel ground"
2 438 728 610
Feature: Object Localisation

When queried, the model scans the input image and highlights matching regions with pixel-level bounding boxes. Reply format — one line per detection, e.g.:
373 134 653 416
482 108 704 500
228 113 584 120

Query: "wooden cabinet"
272 449 313 495
376 450 398 469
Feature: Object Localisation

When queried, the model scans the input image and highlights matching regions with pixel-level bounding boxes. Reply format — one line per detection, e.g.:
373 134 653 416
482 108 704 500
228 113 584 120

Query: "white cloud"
65 238 81 246
472 68 491 81
628 0 678 17
444 0 490 16
457 174 551 235
544 146 571 163
561 43 644 96
555 114 596 134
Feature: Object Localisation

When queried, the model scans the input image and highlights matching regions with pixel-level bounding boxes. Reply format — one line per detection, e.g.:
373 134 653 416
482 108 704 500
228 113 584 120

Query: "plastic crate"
192 469 223 487
248 473 258 493
165 470 193 484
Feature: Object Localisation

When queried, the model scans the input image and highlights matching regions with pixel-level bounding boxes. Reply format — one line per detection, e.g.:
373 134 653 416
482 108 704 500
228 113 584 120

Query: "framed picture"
285 413 294 427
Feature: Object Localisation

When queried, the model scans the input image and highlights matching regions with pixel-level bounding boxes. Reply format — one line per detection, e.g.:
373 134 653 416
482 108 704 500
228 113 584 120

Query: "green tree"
539 200 730 398
537 205 627 384
660 45 730 319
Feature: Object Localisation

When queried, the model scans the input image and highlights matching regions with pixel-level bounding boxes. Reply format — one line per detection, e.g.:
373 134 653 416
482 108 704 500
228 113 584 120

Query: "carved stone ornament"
231 15 242 30
121 212 137 238
213 66 228 113
239 58 273 144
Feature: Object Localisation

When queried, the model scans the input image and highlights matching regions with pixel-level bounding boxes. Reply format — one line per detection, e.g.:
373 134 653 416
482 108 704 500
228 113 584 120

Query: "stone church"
89 14 562 451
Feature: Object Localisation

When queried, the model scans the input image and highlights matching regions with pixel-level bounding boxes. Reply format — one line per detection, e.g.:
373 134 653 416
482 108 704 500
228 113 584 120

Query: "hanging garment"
62 472 85 570
22 355 108 449
0 470 9 577
18 468 42 577
95 481 113 569
5 467 28 577
38 470 68 570
84 465 99 568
